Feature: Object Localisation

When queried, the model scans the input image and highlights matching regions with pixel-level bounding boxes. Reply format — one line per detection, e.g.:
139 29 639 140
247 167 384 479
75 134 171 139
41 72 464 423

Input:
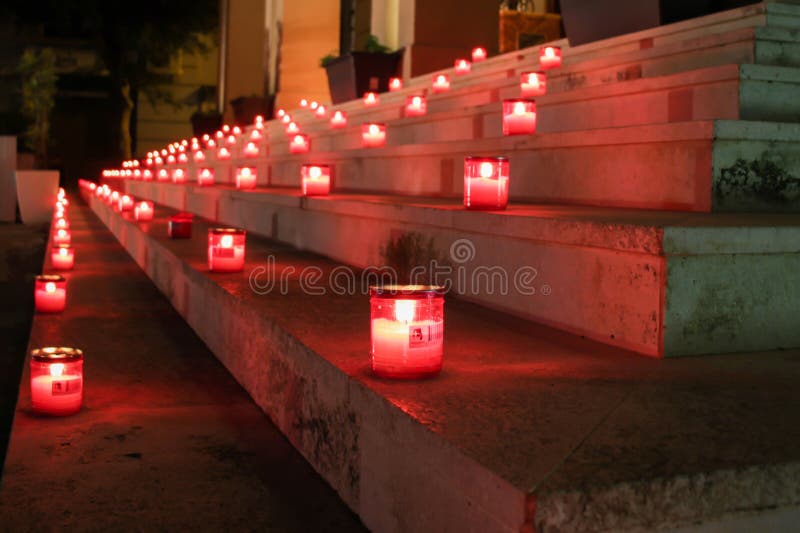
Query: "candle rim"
31 346 83 363
35 274 66 283
210 227 246 236
465 155 509 163
369 285 446 298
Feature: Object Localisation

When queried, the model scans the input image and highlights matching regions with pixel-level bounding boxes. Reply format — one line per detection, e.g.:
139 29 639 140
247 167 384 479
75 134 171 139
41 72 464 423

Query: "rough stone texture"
87 190 800 532
0 198 366 532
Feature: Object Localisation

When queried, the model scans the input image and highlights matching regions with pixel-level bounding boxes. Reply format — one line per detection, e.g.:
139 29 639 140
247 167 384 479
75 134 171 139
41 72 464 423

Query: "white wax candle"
371 318 443 375
52 248 74 270
466 176 509 208
503 111 536 135
31 374 82 415
35 286 66 313
209 245 245 272
303 176 330 196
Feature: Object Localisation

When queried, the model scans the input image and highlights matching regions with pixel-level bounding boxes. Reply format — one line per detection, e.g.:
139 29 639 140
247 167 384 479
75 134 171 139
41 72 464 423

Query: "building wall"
137 37 219 154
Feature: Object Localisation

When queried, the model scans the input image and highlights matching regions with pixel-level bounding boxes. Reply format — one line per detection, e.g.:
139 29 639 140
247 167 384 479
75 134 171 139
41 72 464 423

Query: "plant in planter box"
188 85 222 137
321 35 403 105
230 94 276 126
19 48 57 169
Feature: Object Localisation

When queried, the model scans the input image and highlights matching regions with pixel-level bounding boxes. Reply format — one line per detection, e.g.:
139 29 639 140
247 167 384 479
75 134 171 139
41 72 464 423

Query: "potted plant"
322 35 404 104
189 85 222 137
15 48 60 224
230 94 276 126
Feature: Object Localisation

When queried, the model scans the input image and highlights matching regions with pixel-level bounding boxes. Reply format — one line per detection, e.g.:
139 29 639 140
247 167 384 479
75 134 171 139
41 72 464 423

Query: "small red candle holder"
178 153 188 164
472 46 487 62
432 74 450 93
281 114 292 125
310 101 319 110
361 123 386 148
232 126 241 135
142 169 153 181
30 347 84 416
363 92 379 107
502 99 537 136
370 285 445 379
207 138 217 148
197 168 215 186
301 164 331 196
464 156 510 210
217 147 231 160
133 169 142 179
520 71 547 98
276 108 286 119
208 228 246 273
389 77 403 91
194 150 206 163
53 228 71 246
226 134 237 146
286 121 300 134
168 213 193 239
134 201 154 221
236 166 257 189
250 129 263 142
157 169 169 181
167 154 176 165
539 46 562 69
54 217 70 230
243 141 260 158
118 194 134 212
315 105 327 118
289 134 310 154
35 275 66 313
454 58 471 74
300 98 309 107
51 245 74 270
330 110 347 129
172 169 187 183
405 95 427 117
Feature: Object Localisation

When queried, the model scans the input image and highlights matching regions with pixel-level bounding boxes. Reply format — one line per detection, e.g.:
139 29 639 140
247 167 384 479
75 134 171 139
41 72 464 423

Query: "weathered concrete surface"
0 199 366 532
87 189 800 532
120 180 800 358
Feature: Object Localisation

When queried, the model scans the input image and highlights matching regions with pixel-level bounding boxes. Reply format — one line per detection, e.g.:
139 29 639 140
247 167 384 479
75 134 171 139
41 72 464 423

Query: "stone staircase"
87 6 800 528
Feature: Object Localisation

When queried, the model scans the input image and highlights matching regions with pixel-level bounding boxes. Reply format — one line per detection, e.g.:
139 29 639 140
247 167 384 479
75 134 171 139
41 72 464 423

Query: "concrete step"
116 179 800 358
185 120 800 213
82 182 800 533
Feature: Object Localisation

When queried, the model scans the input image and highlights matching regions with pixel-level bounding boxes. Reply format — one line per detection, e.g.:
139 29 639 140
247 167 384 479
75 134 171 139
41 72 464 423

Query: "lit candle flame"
309 166 322 179
50 363 65 377
220 235 234 248
45 282 56 293
513 101 527 115
394 300 415 323
479 162 494 179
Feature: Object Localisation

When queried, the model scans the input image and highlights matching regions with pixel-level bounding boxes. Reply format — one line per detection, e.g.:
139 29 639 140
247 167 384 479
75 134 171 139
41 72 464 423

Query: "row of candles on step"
30 190 84 417
88 180 449 383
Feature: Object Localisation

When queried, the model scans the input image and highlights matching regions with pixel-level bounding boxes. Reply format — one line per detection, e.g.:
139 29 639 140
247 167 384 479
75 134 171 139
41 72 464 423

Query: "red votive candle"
178 153 188 164
315 105 327 118
53 228 71 246
217 147 231 160
236 167 257 190
208 228 246 272
30 347 83 416
405 95 427 117
168 213 193 239
54 217 69 230
289 134 310 154
539 46 562 69
51 245 74 270
370 285 445 379
197 168 215 186
134 201 154 221
432 74 450 93
454 58 471 74
472 46 487 62
35 275 66 313
194 150 206 163
464 156 509 210
502 99 537 135
389 77 403 91
142 169 153 181
361 123 386 148
157 169 169 181
286 121 300 135
118 194 134 212
250 129 263 141
520 71 547 98
301 164 331 196
243 142 259 158
330 110 347 129
363 92 379 107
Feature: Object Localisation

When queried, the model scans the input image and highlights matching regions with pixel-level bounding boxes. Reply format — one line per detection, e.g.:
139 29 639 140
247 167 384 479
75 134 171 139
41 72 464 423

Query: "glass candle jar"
472 46 487 62
539 46 562 69
363 91 379 106
236 167 257 190
168 213 193 239
53 228 71 246
370 285 445 379
432 74 450 93
134 201 154 221
34 275 66 313
208 228 246 272
463 156 510 210
30 347 84 416
361 123 387 148
389 77 403 91
197 168 215 186
301 164 331 196
157 169 169 181
289 134 310 154
51 245 74 270
502 99 537 136
405 95 427 117
118 194 134 212
54 217 70 230
330 111 347 129
454 58 471 74
520 71 547 98
243 141 260 158
172 168 187 183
